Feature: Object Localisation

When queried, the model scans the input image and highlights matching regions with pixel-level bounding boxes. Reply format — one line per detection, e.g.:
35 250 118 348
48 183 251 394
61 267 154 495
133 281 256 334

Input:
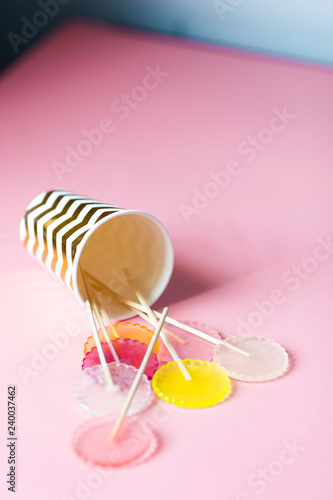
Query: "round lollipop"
152 360 231 408
157 320 220 364
213 335 289 382
72 415 157 468
82 339 159 380
84 322 160 355
73 362 152 416
72 307 169 468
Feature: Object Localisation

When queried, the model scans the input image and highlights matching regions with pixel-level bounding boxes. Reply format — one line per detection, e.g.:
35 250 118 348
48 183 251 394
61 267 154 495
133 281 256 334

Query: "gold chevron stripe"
31 193 69 256
22 190 124 294
40 197 87 264
51 203 113 254
50 204 117 274
23 191 53 247
59 209 119 279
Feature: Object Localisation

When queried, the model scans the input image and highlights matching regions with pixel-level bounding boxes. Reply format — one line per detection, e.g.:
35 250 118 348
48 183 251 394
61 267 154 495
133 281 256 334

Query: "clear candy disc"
213 335 289 382
157 320 220 364
73 362 152 416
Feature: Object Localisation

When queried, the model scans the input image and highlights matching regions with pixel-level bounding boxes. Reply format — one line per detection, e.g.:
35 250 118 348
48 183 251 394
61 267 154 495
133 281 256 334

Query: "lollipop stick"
100 307 119 338
86 271 146 310
132 307 164 331
122 269 192 381
92 303 120 364
163 327 186 345
126 301 250 357
82 274 120 363
80 269 114 388
110 307 169 440
84 275 120 340
85 272 250 357
130 307 185 345
151 314 251 357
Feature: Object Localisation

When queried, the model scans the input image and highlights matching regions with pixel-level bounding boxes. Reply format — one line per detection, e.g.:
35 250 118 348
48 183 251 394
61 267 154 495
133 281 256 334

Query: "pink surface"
0 18 333 500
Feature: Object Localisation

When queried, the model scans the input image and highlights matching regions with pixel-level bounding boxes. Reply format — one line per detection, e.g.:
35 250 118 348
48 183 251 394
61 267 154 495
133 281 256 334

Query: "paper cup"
20 190 174 319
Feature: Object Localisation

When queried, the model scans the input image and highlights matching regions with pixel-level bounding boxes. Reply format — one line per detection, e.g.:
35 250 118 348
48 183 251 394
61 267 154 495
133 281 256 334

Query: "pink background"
1 19 333 500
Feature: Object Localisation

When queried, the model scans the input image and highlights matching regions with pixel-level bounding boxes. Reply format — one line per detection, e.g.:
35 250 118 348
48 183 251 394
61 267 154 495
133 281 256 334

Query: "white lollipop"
213 335 289 382
73 362 152 416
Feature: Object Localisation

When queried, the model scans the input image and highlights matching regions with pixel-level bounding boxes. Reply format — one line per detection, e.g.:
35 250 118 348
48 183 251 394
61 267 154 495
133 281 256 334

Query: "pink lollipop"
72 415 157 468
157 320 220 365
82 338 158 380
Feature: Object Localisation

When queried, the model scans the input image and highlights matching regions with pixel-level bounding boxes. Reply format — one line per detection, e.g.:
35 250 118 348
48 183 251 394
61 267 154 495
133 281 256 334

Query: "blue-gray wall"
1 0 333 73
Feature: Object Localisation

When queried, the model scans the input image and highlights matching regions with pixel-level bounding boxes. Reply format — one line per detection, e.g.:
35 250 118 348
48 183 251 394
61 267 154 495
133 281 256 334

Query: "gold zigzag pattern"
22 190 121 290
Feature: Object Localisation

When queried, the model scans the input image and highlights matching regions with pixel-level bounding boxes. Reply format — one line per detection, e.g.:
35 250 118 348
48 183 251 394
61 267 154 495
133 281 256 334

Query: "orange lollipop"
84 322 160 355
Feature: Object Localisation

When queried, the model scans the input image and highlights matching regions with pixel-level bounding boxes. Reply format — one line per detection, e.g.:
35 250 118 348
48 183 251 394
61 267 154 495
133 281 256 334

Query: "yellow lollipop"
152 360 231 408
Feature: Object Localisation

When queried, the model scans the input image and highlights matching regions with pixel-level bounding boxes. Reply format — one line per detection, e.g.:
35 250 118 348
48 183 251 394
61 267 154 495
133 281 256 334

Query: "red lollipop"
82 338 158 380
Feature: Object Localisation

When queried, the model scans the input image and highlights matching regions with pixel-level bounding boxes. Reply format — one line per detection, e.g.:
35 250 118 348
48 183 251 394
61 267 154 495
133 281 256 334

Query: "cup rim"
72 209 174 319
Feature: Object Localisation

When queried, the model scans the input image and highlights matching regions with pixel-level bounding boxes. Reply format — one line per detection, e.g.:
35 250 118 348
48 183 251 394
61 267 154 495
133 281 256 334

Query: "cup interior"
73 211 173 320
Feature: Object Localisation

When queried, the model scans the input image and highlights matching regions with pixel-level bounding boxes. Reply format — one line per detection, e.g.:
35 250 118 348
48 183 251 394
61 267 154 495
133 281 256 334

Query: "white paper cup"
20 190 174 319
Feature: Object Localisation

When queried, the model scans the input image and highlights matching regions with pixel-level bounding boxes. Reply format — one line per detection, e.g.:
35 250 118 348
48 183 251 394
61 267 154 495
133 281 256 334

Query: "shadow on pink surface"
153 261 221 309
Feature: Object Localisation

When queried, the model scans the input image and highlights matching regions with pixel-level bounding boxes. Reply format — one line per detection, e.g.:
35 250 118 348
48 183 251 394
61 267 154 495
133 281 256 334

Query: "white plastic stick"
130 307 185 345
163 327 186 345
80 270 114 388
100 307 119 338
86 272 250 357
110 307 169 440
82 273 120 363
122 270 191 381
92 303 120 364
152 313 251 357
124 299 250 357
